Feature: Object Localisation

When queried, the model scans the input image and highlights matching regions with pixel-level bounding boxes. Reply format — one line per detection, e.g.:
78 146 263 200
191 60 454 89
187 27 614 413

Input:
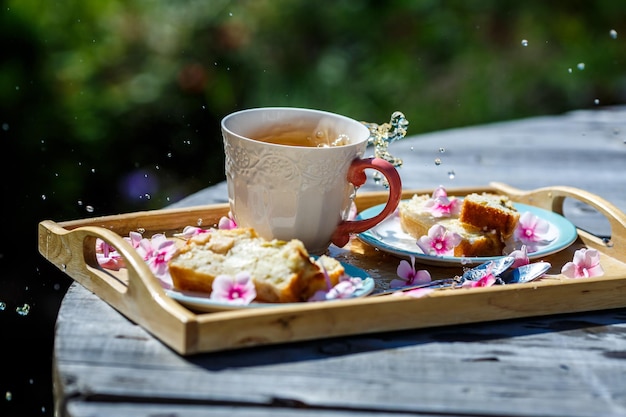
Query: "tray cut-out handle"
490 182 626 254
38 220 195 326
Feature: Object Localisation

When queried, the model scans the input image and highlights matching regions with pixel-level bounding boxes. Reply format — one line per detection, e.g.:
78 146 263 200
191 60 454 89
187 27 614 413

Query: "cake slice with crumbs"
459 193 520 240
168 227 344 303
399 189 520 257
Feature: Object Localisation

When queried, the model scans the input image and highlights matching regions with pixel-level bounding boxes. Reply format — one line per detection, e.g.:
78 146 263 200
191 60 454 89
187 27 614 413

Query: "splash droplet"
86 205 94 213
434 158 442 166
610 29 618 39
448 170 456 179
521 39 528 47
594 99 600 105
16 304 31 316
577 62 585 71
363 111 409 187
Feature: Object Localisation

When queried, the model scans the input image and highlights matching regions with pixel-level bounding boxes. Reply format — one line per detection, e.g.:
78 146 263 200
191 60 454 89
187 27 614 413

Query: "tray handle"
38 220 195 325
490 182 626 253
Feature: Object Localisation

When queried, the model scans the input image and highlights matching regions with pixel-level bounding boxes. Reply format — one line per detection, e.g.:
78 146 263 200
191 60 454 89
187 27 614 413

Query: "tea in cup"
221 107 402 254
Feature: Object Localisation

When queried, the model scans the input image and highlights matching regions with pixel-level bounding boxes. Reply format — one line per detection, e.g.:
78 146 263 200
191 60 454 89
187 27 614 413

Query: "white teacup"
221 107 402 254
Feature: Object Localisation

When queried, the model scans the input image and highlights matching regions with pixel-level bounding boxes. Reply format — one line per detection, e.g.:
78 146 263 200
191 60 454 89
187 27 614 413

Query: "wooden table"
52 107 626 417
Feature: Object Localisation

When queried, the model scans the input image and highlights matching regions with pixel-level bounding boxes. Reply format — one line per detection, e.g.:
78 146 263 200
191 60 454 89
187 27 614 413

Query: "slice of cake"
399 186 461 239
438 219 505 257
399 189 519 257
459 193 520 239
168 228 344 303
399 194 438 239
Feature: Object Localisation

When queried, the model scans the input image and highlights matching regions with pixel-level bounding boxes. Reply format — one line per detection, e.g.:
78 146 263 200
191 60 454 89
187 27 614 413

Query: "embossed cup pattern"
222 107 401 254
225 130 362 253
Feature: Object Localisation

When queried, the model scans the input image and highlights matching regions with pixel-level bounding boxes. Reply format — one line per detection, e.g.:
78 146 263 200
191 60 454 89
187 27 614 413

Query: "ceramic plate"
356 202 578 266
165 262 374 312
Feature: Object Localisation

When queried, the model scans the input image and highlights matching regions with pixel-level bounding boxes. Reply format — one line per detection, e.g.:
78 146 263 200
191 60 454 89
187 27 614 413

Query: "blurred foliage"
2 0 626 235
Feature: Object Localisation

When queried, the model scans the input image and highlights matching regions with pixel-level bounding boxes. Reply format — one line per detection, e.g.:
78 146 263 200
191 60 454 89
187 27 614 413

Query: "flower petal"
509 245 529 268
561 248 604 279
389 278 408 288
210 273 256 305
561 261 578 278
396 259 414 280
414 270 432 285
392 288 434 298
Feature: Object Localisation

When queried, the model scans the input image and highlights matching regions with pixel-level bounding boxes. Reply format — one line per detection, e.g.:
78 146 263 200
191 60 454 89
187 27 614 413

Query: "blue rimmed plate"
356 202 578 266
165 262 374 312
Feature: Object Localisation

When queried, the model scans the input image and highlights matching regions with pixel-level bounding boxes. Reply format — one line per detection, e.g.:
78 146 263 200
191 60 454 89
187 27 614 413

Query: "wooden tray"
38 182 626 355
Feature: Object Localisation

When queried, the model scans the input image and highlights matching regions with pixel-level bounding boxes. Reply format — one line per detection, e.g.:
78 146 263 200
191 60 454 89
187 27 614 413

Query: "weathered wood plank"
57 284 626 417
66 403 435 417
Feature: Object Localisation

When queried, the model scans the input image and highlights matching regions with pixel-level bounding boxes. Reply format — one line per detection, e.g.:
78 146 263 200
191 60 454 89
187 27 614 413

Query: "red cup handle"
330 157 402 248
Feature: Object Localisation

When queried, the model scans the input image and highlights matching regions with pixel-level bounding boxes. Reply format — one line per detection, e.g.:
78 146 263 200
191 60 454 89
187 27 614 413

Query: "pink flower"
210 272 256 305
308 264 363 301
135 233 177 279
424 186 461 218
417 224 462 256
321 279 360 300
96 232 177 287
561 248 604 278
218 211 238 230
508 245 530 269
95 239 125 270
96 231 144 270
514 212 552 251
390 256 431 288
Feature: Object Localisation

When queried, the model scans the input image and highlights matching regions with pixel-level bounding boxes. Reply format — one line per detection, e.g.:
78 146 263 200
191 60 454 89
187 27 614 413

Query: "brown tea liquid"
250 121 351 147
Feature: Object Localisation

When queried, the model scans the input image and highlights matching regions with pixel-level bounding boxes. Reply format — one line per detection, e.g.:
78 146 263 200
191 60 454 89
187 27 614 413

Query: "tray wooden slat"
38 183 626 354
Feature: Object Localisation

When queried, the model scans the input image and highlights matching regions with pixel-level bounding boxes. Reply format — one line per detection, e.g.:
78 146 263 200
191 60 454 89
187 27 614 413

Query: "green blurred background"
1 1 625 415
